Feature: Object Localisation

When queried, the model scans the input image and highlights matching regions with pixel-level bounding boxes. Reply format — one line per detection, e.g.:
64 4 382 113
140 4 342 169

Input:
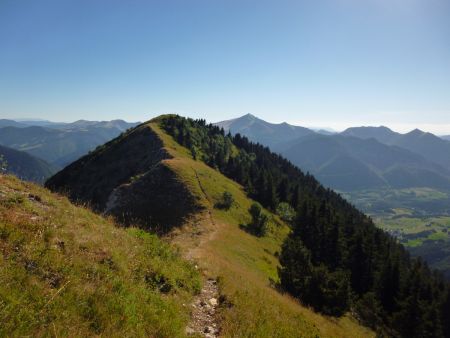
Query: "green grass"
151 122 374 338
0 175 200 337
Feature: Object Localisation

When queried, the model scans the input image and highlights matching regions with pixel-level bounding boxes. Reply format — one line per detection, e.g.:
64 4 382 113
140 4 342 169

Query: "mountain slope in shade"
280 134 450 191
215 113 315 149
0 145 58 183
0 120 139 167
46 124 200 232
392 129 450 170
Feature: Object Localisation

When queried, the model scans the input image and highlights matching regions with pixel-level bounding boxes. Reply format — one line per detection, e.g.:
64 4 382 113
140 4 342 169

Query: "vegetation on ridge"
150 120 373 337
160 115 450 338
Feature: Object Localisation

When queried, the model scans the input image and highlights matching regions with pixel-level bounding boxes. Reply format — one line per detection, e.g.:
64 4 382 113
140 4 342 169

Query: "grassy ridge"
151 122 374 338
0 175 200 337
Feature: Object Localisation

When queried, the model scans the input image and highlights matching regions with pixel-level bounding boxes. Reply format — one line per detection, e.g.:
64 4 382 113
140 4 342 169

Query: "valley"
342 187 450 277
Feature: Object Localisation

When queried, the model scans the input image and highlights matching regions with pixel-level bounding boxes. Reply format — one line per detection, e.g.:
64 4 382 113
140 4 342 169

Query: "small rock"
209 298 218 306
204 326 215 334
185 326 195 335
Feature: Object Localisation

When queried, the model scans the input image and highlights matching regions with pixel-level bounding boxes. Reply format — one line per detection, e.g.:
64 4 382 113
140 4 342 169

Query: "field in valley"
342 188 450 278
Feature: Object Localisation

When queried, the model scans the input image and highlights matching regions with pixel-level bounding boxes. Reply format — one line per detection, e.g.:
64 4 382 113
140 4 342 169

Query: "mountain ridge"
45 115 375 337
0 120 139 167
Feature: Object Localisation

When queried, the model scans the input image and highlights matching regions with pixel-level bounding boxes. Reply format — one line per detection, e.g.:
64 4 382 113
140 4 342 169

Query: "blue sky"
0 0 449 133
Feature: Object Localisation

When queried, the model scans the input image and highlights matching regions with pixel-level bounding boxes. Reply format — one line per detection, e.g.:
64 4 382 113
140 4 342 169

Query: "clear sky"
0 0 449 133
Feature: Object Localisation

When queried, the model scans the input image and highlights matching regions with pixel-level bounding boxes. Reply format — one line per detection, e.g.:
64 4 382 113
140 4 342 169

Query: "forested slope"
160 115 450 338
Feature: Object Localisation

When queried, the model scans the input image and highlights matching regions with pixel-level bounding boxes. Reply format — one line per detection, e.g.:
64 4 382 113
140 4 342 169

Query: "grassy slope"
0 175 200 337
151 122 374 338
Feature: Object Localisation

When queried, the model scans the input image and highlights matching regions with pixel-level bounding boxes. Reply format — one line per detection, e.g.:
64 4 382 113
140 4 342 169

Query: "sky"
0 0 449 133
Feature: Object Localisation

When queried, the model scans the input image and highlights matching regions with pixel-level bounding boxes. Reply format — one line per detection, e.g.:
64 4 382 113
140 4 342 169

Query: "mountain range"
0 119 139 168
341 126 450 171
216 114 450 191
44 115 450 337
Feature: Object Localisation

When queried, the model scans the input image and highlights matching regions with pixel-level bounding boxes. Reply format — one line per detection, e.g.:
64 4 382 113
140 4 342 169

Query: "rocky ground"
186 278 220 338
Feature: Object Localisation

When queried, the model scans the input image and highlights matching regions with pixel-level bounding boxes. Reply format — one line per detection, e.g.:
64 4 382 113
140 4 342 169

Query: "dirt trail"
186 278 220 337
185 169 221 337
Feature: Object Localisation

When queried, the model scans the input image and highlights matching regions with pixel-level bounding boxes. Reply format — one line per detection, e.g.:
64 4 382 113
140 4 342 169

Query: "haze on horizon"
1 0 449 134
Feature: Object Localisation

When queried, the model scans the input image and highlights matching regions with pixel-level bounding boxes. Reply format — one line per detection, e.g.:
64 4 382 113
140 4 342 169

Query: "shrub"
276 202 295 223
248 203 268 236
215 191 234 210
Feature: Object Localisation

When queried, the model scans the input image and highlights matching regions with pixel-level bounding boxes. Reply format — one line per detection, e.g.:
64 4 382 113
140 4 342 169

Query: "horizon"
4 113 450 136
1 0 449 135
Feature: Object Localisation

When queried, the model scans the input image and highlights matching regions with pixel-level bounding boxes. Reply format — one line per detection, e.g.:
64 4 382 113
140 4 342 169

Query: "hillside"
215 113 315 149
341 126 450 171
280 134 450 191
0 175 200 337
47 117 374 337
393 129 450 171
0 120 138 167
0 145 58 183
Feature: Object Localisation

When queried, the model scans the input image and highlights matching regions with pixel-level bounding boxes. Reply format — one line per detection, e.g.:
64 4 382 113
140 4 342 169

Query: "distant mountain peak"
408 128 425 135
214 114 315 148
240 113 257 120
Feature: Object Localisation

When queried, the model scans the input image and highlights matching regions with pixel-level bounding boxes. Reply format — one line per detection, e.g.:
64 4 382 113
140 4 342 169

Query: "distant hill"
0 145 58 183
441 135 450 141
0 119 28 128
215 113 315 149
393 129 450 171
0 120 139 167
342 126 450 171
341 126 401 144
280 134 450 191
